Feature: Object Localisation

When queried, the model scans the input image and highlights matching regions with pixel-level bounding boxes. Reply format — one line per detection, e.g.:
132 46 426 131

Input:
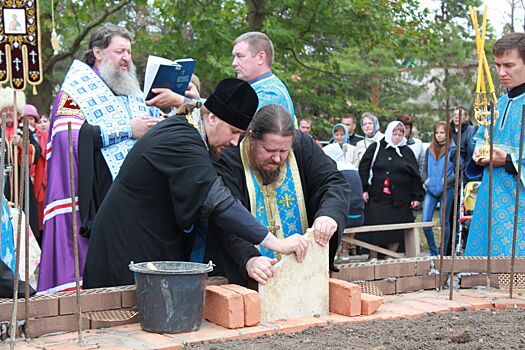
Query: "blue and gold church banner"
240 137 308 260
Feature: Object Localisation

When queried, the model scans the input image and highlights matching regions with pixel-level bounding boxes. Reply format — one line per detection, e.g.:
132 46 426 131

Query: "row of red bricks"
336 271 501 295
334 257 525 282
203 279 383 329
9 291 525 350
0 285 137 338
0 279 381 338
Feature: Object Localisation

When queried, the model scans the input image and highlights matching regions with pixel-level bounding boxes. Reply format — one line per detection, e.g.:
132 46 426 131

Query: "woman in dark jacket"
358 121 424 260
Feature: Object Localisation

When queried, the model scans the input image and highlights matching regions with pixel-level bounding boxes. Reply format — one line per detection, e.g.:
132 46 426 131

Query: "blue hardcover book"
143 56 196 101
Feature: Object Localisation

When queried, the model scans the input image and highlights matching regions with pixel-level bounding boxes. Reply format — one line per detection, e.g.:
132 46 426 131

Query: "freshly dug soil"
188 308 525 349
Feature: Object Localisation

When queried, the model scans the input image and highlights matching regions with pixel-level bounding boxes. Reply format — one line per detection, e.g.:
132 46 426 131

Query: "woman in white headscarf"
357 121 424 260
355 112 384 165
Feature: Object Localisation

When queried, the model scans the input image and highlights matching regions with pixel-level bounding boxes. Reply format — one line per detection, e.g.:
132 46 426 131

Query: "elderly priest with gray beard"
38 25 160 294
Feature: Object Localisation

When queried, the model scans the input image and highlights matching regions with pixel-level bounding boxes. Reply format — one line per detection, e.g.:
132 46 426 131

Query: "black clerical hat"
204 78 258 130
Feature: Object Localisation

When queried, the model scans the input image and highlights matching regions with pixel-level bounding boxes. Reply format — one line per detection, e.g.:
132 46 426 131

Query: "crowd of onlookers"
298 109 479 259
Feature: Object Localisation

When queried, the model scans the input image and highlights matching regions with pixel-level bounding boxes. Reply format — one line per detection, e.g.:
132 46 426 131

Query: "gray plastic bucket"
129 261 213 334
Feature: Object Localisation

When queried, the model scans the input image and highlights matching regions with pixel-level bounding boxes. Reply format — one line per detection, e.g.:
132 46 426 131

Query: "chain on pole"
449 110 464 299
68 122 83 344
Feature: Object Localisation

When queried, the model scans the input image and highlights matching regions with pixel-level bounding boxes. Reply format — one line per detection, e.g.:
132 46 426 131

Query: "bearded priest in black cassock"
83 79 309 289
206 104 351 287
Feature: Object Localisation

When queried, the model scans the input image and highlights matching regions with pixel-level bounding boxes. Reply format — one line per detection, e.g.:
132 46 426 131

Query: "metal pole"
9 121 26 350
0 113 6 258
449 110 463 300
509 106 525 298
68 122 83 344
12 91 18 207
487 101 495 288
22 118 30 337
439 110 452 290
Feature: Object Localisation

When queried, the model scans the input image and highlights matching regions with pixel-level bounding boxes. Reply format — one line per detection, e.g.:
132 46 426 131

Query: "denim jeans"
422 189 455 256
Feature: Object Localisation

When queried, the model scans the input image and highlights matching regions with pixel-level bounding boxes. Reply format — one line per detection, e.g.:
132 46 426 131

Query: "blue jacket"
422 142 456 197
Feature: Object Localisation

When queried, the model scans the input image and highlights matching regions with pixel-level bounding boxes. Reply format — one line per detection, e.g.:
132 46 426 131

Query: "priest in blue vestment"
465 33 525 257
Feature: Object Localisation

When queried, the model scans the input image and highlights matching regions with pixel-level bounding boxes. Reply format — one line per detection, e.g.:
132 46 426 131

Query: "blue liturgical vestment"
465 90 525 256
249 72 296 126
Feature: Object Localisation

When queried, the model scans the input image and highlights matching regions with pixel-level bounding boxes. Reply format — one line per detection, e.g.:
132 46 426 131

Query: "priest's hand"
473 147 507 167
246 256 277 285
261 233 309 262
312 216 337 247
185 83 201 100
362 192 369 203
146 88 186 108
131 116 159 139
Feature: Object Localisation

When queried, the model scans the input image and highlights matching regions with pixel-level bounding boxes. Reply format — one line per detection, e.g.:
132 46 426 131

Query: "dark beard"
258 167 281 186
208 145 222 161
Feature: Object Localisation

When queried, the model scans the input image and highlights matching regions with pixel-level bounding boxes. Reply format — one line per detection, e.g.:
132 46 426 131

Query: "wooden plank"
404 228 420 257
341 237 404 259
344 221 435 234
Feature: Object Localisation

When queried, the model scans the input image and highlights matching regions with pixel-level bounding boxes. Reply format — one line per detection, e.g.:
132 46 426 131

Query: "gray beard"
98 57 142 97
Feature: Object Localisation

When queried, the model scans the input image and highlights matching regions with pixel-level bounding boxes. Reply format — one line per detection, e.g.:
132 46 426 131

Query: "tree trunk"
371 83 379 106
245 0 266 31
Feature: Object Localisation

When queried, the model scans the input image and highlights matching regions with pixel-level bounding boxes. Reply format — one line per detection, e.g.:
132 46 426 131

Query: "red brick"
41 344 100 350
129 332 183 349
331 264 375 282
360 293 384 315
221 284 260 327
235 324 276 339
59 288 121 315
415 260 432 275
395 275 436 293
118 285 137 308
452 296 493 310
374 261 416 279
371 279 396 295
418 297 474 312
269 316 328 334
25 314 90 338
203 285 244 329
329 278 361 316
0 294 59 321
494 299 525 310
460 274 499 288
166 320 241 345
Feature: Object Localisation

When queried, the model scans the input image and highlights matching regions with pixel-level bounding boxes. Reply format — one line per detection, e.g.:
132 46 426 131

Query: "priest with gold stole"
206 104 350 286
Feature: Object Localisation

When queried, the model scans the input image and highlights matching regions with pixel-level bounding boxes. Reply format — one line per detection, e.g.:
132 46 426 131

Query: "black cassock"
83 116 268 288
206 130 350 286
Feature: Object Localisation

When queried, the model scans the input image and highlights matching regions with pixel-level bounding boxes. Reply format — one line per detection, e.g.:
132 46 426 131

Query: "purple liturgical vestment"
37 62 158 293
37 93 89 293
